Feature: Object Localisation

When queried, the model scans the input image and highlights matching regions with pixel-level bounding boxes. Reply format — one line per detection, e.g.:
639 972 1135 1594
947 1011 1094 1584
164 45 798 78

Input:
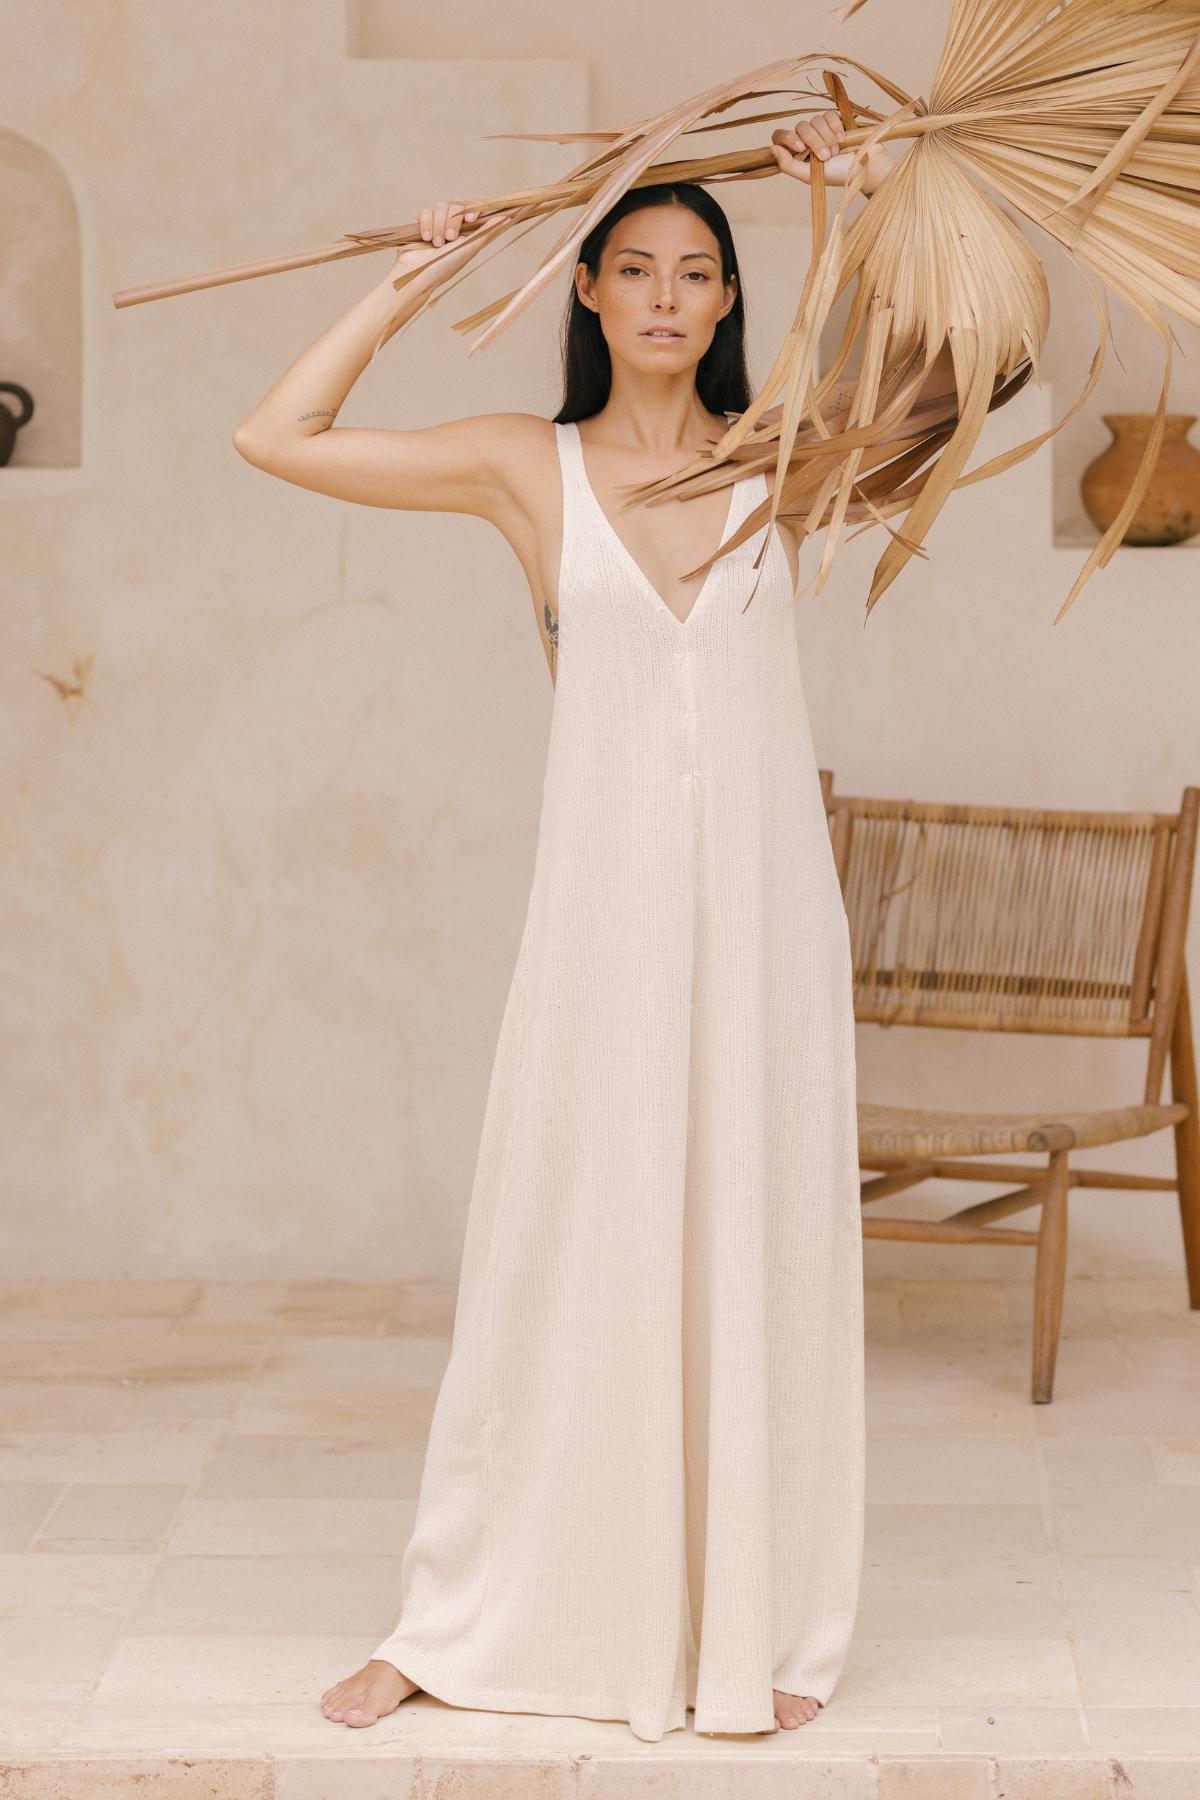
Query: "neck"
590 365 725 455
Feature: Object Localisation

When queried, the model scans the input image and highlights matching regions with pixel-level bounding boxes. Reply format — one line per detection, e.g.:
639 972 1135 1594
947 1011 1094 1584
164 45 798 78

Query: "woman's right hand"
391 199 510 279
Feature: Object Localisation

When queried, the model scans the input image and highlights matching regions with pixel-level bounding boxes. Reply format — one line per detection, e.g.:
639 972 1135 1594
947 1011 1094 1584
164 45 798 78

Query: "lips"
641 330 684 338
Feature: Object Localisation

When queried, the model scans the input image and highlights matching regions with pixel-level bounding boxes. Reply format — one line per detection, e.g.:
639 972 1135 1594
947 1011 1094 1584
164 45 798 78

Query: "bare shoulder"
363 407 556 525
369 406 561 591
475 412 559 522
824 378 857 416
374 407 559 535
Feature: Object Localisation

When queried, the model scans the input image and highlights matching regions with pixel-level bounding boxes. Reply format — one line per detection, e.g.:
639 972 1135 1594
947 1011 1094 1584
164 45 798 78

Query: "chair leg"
1031 1149 1070 1404
1170 963 1200 1308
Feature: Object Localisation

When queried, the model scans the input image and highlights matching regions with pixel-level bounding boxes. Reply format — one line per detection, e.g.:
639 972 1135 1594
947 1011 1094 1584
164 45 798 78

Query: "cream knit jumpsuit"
371 418 865 1741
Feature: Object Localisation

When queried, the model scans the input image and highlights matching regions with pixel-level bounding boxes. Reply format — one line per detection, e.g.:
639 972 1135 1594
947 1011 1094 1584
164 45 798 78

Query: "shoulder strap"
553 418 585 489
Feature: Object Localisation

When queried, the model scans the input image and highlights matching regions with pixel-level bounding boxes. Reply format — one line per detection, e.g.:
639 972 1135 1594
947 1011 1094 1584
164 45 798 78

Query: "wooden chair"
820 770 1200 1402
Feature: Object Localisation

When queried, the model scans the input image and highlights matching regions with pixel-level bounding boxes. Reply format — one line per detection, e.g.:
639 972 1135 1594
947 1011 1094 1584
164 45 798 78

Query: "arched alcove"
0 128 82 470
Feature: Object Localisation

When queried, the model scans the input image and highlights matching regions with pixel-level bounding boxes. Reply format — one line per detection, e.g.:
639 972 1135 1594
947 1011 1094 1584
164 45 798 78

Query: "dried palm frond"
113 5 1200 621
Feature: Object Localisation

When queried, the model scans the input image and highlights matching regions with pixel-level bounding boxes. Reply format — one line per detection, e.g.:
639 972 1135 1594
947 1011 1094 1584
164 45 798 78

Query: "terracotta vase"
1080 413 1200 546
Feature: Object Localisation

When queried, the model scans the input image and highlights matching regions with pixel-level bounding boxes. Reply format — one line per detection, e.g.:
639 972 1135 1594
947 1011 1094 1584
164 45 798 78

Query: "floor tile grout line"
54 1298 283 1751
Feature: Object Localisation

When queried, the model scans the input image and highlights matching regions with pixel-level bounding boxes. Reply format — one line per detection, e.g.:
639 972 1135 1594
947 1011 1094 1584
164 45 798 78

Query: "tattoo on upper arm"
544 601 559 677
297 409 337 424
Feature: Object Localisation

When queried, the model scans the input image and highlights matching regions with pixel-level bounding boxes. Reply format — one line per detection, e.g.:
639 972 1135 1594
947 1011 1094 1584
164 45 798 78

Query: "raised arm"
231 199 521 518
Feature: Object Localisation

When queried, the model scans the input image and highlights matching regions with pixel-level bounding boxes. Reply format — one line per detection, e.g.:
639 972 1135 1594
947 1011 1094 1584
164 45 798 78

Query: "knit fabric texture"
371 418 866 1740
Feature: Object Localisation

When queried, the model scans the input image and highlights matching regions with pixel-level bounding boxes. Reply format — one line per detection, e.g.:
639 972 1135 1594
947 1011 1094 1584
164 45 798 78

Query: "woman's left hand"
769 109 894 193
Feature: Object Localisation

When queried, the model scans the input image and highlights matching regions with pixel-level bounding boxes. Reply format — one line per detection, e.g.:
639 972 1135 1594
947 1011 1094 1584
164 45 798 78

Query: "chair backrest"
819 771 1199 1105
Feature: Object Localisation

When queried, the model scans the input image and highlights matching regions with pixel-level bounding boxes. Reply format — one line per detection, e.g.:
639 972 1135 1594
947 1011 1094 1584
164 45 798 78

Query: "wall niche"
0 128 82 471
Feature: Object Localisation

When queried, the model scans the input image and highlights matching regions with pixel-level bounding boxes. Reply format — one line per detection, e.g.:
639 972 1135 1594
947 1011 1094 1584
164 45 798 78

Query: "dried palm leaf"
113 6 1200 621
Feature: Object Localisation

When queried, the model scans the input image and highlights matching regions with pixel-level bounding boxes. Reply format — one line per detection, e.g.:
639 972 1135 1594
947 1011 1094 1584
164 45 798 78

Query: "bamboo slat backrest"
819 774 1199 1101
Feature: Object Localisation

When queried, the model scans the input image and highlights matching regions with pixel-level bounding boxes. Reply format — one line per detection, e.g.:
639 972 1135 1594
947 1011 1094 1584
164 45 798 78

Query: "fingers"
804 109 845 158
770 109 846 180
417 200 480 247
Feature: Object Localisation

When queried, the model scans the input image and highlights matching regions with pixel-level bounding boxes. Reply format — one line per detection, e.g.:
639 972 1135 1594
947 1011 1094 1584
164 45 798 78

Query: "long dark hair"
551 182 752 424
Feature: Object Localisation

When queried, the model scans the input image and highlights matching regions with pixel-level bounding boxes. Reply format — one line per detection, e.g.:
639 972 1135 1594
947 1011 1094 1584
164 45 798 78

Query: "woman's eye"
619 267 708 280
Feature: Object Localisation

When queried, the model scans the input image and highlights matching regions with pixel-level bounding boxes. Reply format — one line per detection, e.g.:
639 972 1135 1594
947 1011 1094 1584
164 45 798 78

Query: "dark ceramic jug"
0 384 35 466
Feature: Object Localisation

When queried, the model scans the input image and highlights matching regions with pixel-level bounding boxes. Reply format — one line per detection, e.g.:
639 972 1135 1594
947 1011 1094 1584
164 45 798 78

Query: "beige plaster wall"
2 0 1198 1287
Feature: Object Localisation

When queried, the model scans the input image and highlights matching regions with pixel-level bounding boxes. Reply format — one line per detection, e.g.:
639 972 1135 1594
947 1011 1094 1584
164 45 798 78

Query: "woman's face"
576 204 736 373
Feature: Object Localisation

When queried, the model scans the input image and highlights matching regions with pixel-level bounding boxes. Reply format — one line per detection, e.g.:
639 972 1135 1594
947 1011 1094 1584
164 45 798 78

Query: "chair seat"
858 1099 1189 1159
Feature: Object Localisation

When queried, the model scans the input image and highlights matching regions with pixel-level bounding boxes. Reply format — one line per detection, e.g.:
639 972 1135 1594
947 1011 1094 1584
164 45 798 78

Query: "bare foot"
773 1688 822 1729
321 1658 420 1727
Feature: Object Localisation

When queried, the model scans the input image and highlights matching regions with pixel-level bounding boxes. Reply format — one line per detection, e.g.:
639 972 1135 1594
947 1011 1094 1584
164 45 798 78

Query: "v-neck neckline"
570 420 741 631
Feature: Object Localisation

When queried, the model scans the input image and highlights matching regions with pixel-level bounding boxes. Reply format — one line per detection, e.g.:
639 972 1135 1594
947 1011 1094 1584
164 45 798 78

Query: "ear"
575 261 598 313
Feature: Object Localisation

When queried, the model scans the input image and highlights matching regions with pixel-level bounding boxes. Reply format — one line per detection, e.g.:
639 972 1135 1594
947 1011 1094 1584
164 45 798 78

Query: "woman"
234 109 901 1740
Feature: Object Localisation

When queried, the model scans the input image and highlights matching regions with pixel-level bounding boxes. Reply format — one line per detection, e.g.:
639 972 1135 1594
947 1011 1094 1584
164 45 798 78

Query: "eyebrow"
613 247 719 264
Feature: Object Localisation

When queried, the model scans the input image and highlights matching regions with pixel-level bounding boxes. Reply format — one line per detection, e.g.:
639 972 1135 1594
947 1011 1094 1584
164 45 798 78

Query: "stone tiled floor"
0 1275 1198 1797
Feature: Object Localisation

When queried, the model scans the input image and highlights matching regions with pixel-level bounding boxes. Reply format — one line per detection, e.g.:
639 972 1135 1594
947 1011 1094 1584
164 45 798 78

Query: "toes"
325 1688 366 1723
343 1704 379 1727
773 1692 821 1728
